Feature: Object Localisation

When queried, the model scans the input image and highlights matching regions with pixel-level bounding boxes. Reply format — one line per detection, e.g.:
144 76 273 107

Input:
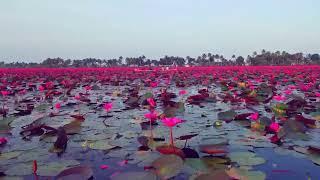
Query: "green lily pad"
218 110 236 121
0 151 22 161
152 155 184 179
5 163 33 176
110 171 157 180
229 152 266 166
89 140 117 150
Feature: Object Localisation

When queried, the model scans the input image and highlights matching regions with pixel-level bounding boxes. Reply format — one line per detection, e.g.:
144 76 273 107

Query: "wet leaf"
110 171 157 180
229 152 266 166
152 155 184 179
56 166 93 180
0 151 22 160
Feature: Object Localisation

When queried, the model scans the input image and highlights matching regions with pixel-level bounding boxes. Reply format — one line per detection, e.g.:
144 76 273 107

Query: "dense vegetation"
1 50 319 68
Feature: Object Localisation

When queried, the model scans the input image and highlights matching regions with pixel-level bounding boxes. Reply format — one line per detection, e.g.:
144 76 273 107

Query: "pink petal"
100 164 109 170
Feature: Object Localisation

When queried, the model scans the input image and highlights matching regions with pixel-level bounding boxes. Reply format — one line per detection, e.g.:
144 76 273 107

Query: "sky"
0 0 319 62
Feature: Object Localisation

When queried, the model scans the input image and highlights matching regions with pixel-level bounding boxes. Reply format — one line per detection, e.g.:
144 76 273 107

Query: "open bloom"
179 90 187 96
104 102 113 112
315 92 320 97
100 164 109 170
249 112 259 121
1 91 9 97
273 95 286 101
84 85 92 91
55 103 61 109
38 85 45 92
269 122 280 133
284 89 292 95
144 111 158 122
161 117 183 127
0 137 7 145
150 82 158 88
74 95 81 100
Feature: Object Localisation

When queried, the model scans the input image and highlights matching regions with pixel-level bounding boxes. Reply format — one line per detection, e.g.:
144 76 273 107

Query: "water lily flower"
100 164 109 170
45 81 54 89
284 89 292 95
179 90 187 96
269 122 280 133
74 94 81 100
103 102 113 112
0 137 7 145
38 85 45 92
1 91 9 97
161 117 183 127
161 117 184 146
84 85 92 91
273 95 286 101
144 111 158 122
55 103 61 110
249 112 259 121
150 82 158 88
315 92 320 97
147 98 156 107
288 85 296 90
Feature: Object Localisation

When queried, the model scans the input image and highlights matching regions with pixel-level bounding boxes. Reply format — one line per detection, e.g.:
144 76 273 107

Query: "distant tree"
310 54 320 64
236 56 245 66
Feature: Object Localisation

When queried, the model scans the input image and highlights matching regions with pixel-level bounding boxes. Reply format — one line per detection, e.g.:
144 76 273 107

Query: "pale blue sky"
0 0 319 62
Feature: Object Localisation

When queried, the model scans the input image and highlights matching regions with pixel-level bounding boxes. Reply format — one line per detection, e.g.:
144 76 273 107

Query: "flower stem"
150 120 153 139
170 127 174 146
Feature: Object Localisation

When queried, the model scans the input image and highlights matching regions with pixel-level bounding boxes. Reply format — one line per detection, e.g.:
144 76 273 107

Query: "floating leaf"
218 110 236 121
89 140 117 150
110 171 157 180
152 155 184 179
56 166 93 180
156 145 185 158
5 163 33 176
199 144 228 155
0 151 22 160
229 152 266 166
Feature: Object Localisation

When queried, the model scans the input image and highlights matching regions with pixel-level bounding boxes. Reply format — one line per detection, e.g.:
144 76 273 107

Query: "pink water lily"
84 85 92 91
1 91 9 97
273 95 286 101
249 112 259 121
74 94 81 100
288 85 296 90
315 92 320 97
284 89 292 95
55 103 61 109
269 122 280 133
100 164 109 170
179 90 187 96
162 117 184 146
103 102 113 112
0 137 7 145
161 117 183 127
38 85 45 92
144 111 158 122
150 82 158 88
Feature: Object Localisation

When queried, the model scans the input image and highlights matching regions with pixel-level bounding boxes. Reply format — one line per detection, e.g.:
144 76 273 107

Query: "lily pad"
229 152 266 166
110 171 158 180
152 155 184 179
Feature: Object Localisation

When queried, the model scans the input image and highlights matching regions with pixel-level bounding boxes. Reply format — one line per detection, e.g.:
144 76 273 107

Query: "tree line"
0 50 319 68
